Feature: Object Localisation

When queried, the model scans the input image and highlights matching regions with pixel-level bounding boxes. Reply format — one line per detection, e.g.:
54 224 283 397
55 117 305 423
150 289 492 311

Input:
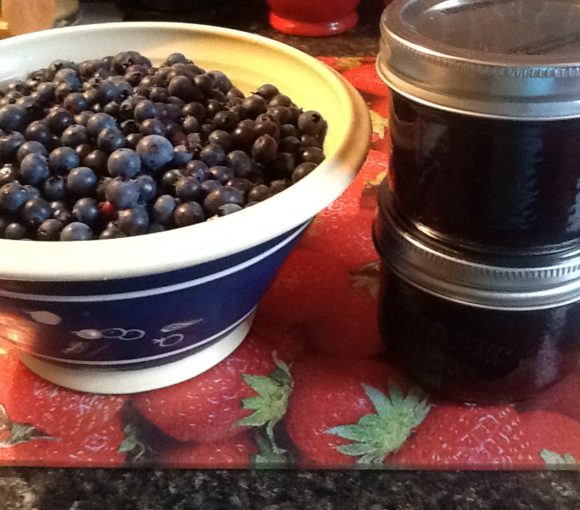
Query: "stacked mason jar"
374 0 580 403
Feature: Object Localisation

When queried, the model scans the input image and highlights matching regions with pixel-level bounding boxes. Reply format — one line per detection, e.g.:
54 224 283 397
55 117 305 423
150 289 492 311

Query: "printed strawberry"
516 411 580 467
391 404 531 468
303 260 383 359
300 150 388 268
259 248 350 325
161 432 257 469
370 109 391 154
516 373 580 423
370 96 390 118
317 57 365 74
284 358 427 467
251 313 309 362
0 352 127 466
342 63 390 97
132 334 288 444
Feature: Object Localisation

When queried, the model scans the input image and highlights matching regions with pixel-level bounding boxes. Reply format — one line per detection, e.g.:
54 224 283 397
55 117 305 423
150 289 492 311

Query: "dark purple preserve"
378 0 580 255
374 193 580 403
374 0 580 401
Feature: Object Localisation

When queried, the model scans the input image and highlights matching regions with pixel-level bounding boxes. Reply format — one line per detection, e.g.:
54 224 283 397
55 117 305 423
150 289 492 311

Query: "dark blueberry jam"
389 90 580 255
378 267 580 403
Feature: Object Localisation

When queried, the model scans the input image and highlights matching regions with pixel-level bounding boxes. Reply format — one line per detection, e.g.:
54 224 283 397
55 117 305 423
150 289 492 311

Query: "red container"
267 0 360 37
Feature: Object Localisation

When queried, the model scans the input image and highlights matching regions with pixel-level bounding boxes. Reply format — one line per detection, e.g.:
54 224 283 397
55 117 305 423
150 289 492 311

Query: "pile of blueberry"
0 51 327 241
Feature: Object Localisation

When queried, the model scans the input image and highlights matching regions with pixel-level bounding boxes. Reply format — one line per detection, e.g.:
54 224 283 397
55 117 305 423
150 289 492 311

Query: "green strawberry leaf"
238 357 292 430
349 261 381 299
0 404 55 447
327 383 430 465
251 428 290 469
118 423 149 464
540 449 577 466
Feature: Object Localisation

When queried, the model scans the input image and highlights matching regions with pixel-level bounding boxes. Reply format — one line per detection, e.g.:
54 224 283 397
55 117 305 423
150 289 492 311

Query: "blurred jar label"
0 0 79 36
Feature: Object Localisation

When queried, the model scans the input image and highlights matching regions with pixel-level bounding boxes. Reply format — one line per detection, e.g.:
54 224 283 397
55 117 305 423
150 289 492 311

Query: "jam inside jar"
378 268 580 403
389 92 580 254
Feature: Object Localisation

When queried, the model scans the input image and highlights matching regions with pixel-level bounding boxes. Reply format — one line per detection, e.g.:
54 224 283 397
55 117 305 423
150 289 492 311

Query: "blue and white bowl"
0 22 371 393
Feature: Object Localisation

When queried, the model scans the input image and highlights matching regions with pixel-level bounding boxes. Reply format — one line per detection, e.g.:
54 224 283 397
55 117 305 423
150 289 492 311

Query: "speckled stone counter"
1 2 580 508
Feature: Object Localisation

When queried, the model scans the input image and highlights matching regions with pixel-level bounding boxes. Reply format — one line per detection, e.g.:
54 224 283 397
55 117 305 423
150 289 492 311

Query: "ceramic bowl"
0 22 370 393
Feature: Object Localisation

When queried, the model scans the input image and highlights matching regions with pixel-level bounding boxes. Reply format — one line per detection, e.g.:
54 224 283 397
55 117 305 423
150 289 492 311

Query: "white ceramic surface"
0 22 370 282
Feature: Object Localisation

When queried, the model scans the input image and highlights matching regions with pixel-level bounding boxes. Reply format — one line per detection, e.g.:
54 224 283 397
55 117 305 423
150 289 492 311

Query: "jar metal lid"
375 189 580 310
377 0 580 120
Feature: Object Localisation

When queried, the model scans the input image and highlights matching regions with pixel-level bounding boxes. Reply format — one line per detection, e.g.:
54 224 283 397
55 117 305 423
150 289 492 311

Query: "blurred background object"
267 0 361 36
0 0 79 35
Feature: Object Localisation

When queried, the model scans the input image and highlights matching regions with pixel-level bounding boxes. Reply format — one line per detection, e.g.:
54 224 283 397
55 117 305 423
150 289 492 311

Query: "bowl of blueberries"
0 22 370 393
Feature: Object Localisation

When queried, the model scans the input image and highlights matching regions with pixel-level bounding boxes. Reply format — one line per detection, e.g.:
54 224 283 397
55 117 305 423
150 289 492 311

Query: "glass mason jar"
374 0 580 402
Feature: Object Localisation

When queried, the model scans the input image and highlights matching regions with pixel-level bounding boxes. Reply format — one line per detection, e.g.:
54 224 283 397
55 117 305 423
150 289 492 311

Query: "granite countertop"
1 2 580 508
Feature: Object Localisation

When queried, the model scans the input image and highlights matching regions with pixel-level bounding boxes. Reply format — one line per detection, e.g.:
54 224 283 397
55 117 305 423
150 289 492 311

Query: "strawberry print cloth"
0 57 579 470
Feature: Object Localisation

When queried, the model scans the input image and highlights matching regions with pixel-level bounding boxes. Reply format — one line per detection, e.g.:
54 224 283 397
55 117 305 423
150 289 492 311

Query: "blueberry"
184 159 208 180
86 112 117 138
217 203 243 216
165 53 191 66
0 105 27 132
242 95 267 117
298 110 326 137
117 205 149 236
171 144 193 167
0 182 29 211
135 174 157 203
271 152 295 179
208 165 234 184
25 121 52 146
139 118 166 137
34 82 56 104
161 168 183 193
226 177 253 194
105 178 140 209
121 119 139 136
182 102 206 122
231 125 256 149
19 153 50 185
97 81 119 105
0 164 17 186
168 76 203 103
301 134 322 148
42 176 67 201
97 127 125 153
16 141 47 163
4 222 27 239
50 200 74 223
256 84 279 100
280 123 299 139
213 111 239 132
46 107 74 134
208 70 232 93
279 136 301 153
136 134 174 172
49 147 80 174
200 143 225 166
251 134 278 164
23 184 41 200
203 186 244 217
149 86 170 103
208 130 233 153
37 218 64 241
107 148 141 178
152 195 176 225
292 162 317 183
62 124 89 147
269 94 292 107
175 176 202 202
270 179 289 194
21 198 51 227
182 115 200 135
60 221 93 241
255 119 280 140
66 166 97 196
53 68 81 89
200 179 222 196
134 100 157 123
248 184 273 203
125 133 143 150
72 197 100 227
174 201 205 227
302 146 325 164
0 132 25 161
83 149 109 175
63 92 89 115
99 224 127 239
